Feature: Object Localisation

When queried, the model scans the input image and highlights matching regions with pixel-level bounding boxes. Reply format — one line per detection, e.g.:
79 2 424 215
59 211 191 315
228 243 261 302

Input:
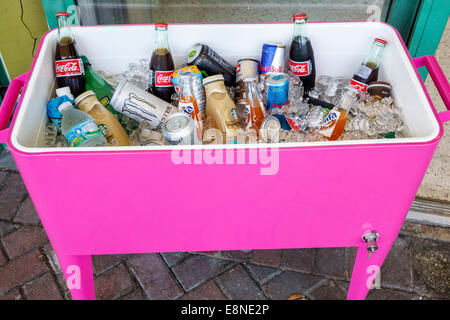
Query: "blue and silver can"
264 73 289 111
260 43 286 79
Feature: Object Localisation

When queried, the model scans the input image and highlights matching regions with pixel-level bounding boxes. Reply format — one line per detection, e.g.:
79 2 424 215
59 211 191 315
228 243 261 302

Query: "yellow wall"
0 0 49 78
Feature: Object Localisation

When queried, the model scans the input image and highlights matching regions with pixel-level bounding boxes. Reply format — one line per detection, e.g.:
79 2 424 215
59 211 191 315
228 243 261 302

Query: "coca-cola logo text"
289 60 311 76
350 79 368 92
55 59 84 77
155 71 174 87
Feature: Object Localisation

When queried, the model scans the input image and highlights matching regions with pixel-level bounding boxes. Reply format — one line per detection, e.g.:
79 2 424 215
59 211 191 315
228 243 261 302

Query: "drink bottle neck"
293 19 309 41
180 78 194 98
57 16 74 43
154 27 170 53
363 42 386 69
336 88 357 113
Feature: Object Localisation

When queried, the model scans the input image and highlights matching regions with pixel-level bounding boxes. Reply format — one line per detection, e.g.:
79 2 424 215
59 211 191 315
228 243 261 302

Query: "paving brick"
41 243 70 300
0 249 48 294
309 280 346 300
0 221 15 237
346 247 358 281
0 171 8 183
220 250 252 262
180 280 227 300
119 287 147 300
0 250 6 265
264 271 322 300
2 226 48 259
245 264 281 284
380 237 412 291
367 288 420 300
95 264 136 300
251 249 282 267
0 173 27 220
172 254 233 291
160 252 190 267
128 253 183 300
92 254 130 275
23 272 63 300
411 238 450 299
13 196 40 225
313 247 346 279
0 288 23 300
216 264 266 300
283 249 314 273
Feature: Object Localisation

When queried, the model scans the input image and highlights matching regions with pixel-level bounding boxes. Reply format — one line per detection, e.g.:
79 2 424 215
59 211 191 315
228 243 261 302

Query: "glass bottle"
350 38 387 93
319 86 358 141
289 12 316 97
243 76 266 135
148 23 175 102
178 74 202 140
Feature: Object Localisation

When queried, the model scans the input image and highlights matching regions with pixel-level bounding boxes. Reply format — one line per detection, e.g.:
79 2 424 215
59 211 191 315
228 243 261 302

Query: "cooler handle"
413 56 450 123
0 73 29 143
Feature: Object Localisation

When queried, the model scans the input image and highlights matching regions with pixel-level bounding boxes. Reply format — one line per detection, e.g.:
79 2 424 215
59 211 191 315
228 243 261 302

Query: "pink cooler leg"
347 241 393 300
56 253 95 300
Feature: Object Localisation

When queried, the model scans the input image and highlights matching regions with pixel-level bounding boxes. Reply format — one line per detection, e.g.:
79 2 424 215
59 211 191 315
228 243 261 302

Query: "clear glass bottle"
243 76 266 134
148 23 175 102
178 74 202 140
350 38 387 92
319 86 358 141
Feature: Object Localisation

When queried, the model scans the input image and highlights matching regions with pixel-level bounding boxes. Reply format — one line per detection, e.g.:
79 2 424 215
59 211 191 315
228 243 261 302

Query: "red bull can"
264 73 289 111
260 43 286 79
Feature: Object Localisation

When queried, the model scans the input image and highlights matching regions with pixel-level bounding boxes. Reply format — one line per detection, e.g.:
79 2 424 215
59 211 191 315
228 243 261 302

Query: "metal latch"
362 231 379 257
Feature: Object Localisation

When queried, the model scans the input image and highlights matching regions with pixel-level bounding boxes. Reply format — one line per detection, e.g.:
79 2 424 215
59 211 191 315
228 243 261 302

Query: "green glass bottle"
82 56 118 115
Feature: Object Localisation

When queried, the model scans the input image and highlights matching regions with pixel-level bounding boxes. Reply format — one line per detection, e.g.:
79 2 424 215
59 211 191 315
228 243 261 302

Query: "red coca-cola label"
155 70 174 87
350 79 368 92
55 59 84 77
236 64 241 73
289 59 311 76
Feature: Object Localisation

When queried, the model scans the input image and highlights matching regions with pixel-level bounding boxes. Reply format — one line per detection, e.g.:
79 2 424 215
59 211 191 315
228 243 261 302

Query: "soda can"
110 79 174 130
260 115 281 143
264 73 289 111
186 43 235 86
162 112 197 145
235 58 259 101
260 43 286 79
172 65 206 114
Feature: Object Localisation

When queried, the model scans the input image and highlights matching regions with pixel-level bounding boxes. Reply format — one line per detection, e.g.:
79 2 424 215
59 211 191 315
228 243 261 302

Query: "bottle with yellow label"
75 91 130 146
203 75 240 143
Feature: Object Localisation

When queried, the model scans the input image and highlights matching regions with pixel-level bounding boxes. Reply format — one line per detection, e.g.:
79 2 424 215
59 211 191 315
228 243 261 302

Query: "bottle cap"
57 101 73 112
55 12 70 17
375 38 388 45
202 74 224 86
155 23 168 28
293 12 307 20
55 87 71 97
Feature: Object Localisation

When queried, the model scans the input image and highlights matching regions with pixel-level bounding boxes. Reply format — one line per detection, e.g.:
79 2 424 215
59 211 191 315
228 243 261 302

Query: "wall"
0 0 49 78
417 16 450 202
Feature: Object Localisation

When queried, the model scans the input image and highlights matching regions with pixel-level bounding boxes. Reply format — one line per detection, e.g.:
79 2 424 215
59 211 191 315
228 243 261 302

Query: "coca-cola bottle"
148 23 175 102
54 12 85 98
289 12 316 97
350 38 387 93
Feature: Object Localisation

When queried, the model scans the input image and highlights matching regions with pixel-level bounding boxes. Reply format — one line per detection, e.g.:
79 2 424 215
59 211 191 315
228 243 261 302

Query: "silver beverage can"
110 79 175 130
162 112 197 145
260 115 281 143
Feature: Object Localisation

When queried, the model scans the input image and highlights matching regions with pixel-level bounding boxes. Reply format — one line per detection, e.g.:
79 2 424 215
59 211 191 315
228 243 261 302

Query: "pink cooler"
0 22 449 300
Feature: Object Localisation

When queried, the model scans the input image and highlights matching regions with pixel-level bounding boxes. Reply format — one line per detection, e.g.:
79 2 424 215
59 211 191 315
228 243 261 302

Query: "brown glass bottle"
148 24 175 102
54 12 85 98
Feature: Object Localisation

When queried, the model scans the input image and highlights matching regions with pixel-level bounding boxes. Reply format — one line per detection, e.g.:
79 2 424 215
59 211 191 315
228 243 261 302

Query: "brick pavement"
0 154 449 300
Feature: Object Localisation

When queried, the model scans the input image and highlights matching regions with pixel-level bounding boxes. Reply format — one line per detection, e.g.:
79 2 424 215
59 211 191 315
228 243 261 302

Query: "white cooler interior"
11 22 441 152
